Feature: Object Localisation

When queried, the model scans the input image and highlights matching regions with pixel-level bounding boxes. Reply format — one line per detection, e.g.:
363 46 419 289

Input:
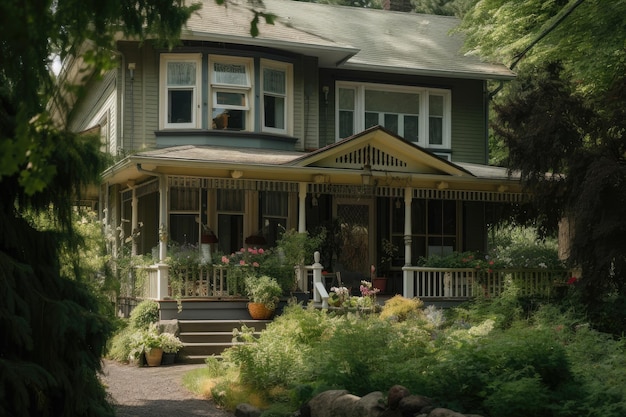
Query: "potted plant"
128 323 164 366
244 275 283 319
373 239 399 293
159 332 184 365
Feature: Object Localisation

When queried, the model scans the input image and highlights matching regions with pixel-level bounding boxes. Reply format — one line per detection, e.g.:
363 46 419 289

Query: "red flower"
567 277 578 285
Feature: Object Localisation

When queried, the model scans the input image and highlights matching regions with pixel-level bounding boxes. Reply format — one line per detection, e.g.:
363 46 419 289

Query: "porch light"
437 181 449 190
230 170 243 179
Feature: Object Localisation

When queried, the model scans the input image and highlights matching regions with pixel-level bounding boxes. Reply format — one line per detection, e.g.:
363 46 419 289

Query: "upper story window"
337 82 451 149
160 54 201 129
261 59 292 135
209 55 253 131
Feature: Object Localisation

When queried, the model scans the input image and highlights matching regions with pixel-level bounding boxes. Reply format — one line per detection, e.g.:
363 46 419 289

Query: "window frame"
208 55 254 131
336 81 451 149
159 53 202 130
260 59 293 135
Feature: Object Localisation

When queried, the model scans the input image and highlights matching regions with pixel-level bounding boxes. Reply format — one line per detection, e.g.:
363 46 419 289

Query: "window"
260 191 289 246
217 189 245 254
209 56 252 131
337 82 451 149
261 59 292 134
169 186 201 245
160 54 201 129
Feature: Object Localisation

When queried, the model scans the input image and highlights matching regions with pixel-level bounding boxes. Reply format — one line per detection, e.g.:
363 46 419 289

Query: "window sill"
155 129 298 151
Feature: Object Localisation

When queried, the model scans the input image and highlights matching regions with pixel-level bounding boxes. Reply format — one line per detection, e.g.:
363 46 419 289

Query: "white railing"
402 267 568 299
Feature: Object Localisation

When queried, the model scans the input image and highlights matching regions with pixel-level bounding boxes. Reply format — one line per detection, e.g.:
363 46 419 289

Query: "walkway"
101 360 235 417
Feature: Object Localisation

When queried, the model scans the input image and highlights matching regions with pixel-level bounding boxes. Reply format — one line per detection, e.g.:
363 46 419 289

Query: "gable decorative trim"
335 144 408 169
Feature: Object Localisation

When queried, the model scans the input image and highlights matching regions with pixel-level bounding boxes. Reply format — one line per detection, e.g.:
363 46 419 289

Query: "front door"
334 198 374 279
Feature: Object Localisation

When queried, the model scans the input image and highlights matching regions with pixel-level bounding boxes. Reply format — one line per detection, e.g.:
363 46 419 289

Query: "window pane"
365 90 419 113
428 200 443 234
168 90 193 123
442 200 456 234
429 117 443 145
338 88 355 110
212 109 245 130
216 91 246 107
384 113 398 134
429 95 443 116
169 214 198 245
365 112 379 129
263 68 285 94
264 95 285 129
167 62 195 85
262 192 288 217
217 189 244 211
218 214 243 254
213 63 247 86
339 110 354 138
404 115 419 142
170 187 199 211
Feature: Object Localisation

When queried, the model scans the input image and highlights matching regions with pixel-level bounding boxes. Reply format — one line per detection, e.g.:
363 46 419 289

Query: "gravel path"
101 360 235 417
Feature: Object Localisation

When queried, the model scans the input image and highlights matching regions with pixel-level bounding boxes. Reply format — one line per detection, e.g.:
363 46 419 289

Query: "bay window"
337 82 451 149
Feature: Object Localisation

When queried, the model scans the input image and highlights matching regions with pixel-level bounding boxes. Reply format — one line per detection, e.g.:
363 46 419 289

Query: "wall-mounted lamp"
497 185 509 193
322 86 329 105
313 174 326 183
230 170 243 179
128 62 136 81
437 181 449 190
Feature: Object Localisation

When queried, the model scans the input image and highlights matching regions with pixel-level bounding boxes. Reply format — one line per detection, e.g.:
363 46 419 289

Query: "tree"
458 0 626 331
0 0 200 415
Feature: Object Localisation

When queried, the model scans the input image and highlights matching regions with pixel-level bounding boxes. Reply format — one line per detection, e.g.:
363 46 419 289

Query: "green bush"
129 299 160 329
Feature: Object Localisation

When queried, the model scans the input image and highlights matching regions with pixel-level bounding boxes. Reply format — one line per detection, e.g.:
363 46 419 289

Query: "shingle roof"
184 0 515 80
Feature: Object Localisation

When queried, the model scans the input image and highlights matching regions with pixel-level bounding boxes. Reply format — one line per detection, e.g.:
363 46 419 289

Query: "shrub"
129 299 159 329
379 295 423 321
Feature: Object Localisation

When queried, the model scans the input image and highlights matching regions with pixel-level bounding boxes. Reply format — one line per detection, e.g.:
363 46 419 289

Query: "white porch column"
403 187 413 297
298 182 307 233
156 263 169 300
130 182 138 256
158 175 168 262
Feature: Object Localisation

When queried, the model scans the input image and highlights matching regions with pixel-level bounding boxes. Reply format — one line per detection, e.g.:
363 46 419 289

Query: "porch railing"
402 267 569 299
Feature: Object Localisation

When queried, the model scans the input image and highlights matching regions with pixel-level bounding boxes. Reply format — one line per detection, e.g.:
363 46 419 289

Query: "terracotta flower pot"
247 302 275 320
144 347 163 367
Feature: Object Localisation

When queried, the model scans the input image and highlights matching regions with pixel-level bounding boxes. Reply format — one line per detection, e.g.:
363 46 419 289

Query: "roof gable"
290 126 474 177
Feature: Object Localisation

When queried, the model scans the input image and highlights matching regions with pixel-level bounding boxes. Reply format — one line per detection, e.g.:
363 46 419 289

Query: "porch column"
130 181 138 256
158 175 168 262
298 182 307 233
403 187 413 297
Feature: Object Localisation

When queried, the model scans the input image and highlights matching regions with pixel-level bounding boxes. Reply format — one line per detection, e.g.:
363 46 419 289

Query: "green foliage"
379 295 424 322
245 275 283 310
129 299 160 329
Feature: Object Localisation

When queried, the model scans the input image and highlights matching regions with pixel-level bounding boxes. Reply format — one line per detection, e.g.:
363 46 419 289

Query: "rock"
308 390 349 417
331 393 360 417
353 391 386 417
235 403 262 417
426 408 465 417
398 395 433 415
387 385 411 410
158 319 180 336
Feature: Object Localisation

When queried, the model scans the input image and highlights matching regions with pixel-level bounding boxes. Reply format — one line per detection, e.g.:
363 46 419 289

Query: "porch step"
177 319 271 363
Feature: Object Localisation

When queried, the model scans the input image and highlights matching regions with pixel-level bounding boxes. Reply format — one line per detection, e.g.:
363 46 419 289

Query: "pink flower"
239 260 246 266
222 256 230 264
258 248 264 254
252 262 260 267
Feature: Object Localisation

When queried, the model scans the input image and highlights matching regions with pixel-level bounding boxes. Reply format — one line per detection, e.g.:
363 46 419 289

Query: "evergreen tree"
0 0 200 415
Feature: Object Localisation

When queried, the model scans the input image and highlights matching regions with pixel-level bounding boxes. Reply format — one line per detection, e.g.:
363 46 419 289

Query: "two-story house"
65 0 518 295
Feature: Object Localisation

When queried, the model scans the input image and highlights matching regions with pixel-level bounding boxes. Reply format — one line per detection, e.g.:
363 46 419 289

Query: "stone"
308 390 349 417
387 385 411 410
426 407 465 417
398 395 433 415
353 391 386 417
331 393 360 417
158 319 180 336
235 403 262 417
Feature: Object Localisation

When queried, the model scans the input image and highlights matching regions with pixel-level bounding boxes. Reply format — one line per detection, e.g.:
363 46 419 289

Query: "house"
65 0 520 298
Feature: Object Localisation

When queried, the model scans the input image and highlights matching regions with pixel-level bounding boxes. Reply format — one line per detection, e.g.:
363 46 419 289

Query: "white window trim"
159 53 202 130
335 81 451 149
260 59 293 136
208 55 254 131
